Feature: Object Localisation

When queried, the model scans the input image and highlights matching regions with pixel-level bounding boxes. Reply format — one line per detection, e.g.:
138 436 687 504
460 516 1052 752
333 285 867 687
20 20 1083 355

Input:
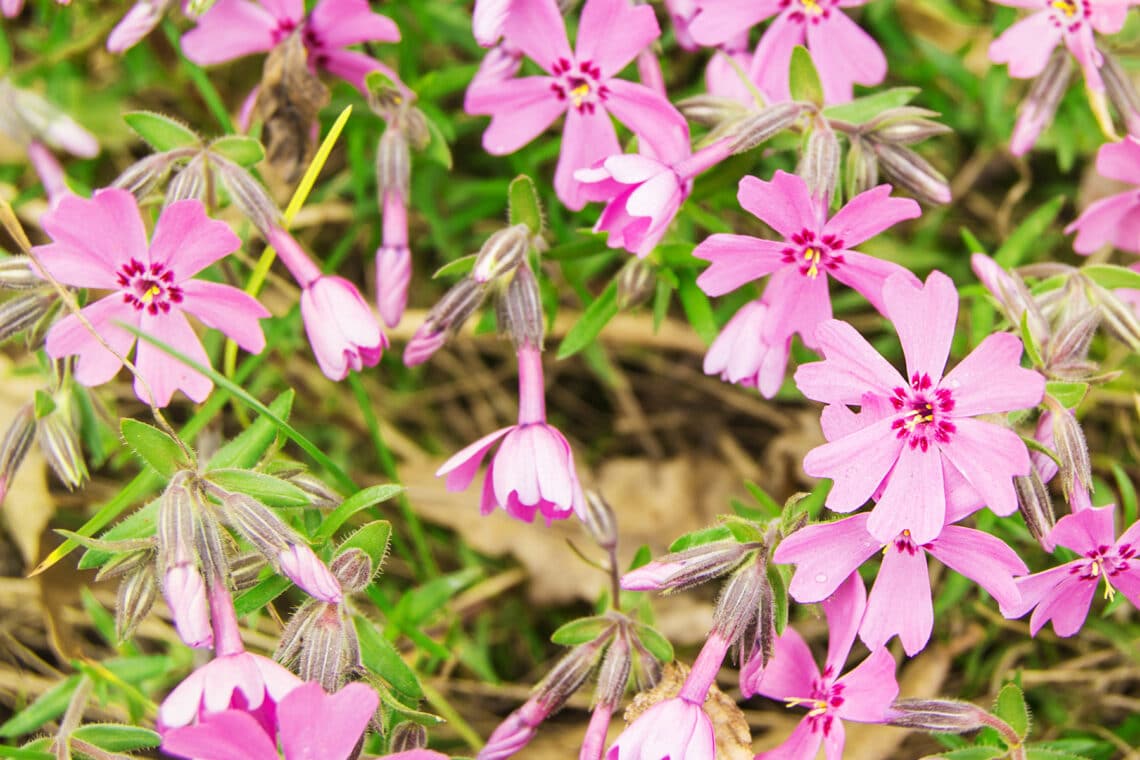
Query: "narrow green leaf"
205 469 311 507
354 615 423 700
923 748 1006 760
32 389 55 419
1024 750 1092 760
668 526 735 553
120 419 192 479
315 484 404 542
234 575 291 616
769 563 790 635
76 500 159 570
0 675 80 737
557 279 619 359
420 112 453 170
1044 381 1088 409
374 686 443 726
822 87 920 124
632 622 674 663
206 390 294 471
123 111 200 151
993 682 1030 740
508 174 543 234
0 747 54 759
209 135 265 167
676 272 718 345
1020 311 1044 368
994 197 1064 267
788 46 824 108
744 481 782 518
395 568 481 626
432 254 476 279
1082 263 1140 290
1112 463 1138 527
71 725 161 751
551 616 613 646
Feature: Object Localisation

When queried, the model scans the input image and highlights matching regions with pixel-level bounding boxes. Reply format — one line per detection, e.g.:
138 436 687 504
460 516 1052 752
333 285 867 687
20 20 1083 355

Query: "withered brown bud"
254 32 330 182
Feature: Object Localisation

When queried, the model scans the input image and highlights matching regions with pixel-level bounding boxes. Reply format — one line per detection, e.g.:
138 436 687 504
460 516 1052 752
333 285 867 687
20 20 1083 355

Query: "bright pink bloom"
988 0 1135 91
1066 136 1140 254
181 0 401 92
436 344 585 522
695 171 921 398
107 0 175 53
36 189 269 407
666 0 701 49
690 0 887 103
742 575 899 760
465 0 688 210
774 512 1027 656
1004 504 1140 636
703 299 793 394
478 697 552 759
376 190 412 328
277 544 343 603
795 271 1045 544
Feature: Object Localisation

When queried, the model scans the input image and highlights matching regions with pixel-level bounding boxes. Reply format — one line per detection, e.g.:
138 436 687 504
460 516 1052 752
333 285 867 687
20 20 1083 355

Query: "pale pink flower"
163 565 213 649
741 575 899 760
478 697 551 759
706 32 760 104
376 188 412 328
1065 136 1140 254
988 0 1136 91
465 0 688 210
474 0 513 46
436 344 585 522
690 0 888 103
774 512 1027 656
666 0 700 49
107 0 177 53
795 271 1045 544
1004 504 1140 636
181 0 401 92
35 189 270 407
464 42 524 110
277 544 342 604
26 141 72 208
695 171 921 398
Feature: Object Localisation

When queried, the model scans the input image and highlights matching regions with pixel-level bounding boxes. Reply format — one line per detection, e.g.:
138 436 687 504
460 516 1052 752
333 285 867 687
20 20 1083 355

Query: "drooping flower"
774 512 1027 656
436 343 585 522
794 270 1045 544
465 0 688 210
741 574 898 760
695 170 921 398
1066 136 1140 254
181 0 401 92
35 189 270 407
1003 504 1140 636
690 0 888 104
988 0 1137 92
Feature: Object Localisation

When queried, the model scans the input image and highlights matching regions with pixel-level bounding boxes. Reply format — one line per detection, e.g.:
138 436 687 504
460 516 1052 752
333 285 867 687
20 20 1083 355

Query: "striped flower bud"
390 722 428 753
676 94 749 128
1093 284 1140 352
228 551 267 591
474 224 530 284
0 256 44 290
35 411 88 490
871 141 951 205
215 155 284 237
275 599 321 667
496 265 544 349
845 136 879 200
162 563 212 648
1015 467 1055 552
330 548 373 593
728 101 806 154
1049 405 1092 503
797 122 840 206
0 404 34 505
621 540 753 593
711 554 769 646
158 474 197 569
279 544 343 603
111 150 182 199
287 470 339 510
866 107 952 145
115 563 158 642
0 293 54 344
582 491 618 552
376 128 411 201
297 604 349 690
616 258 655 312
1009 49 1072 157
107 0 176 53
594 630 632 710
164 155 207 206
886 699 989 732
1100 49 1140 136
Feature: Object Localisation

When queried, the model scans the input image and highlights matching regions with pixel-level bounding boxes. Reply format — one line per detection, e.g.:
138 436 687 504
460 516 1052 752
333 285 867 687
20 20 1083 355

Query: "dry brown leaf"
254 32 329 183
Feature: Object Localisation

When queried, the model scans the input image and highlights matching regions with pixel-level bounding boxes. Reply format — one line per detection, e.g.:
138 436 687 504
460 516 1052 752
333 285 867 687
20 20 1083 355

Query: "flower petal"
883 270 957 383
988 12 1062 79
939 418 1030 518
758 265 832 348
575 0 659 77
805 8 887 103
1066 193 1140 255
502 0 572 71
181 0 279 66
755 717 824 760
1028 573 1096 637
737 171 819 239
133 310 213 407
1095 135 1140 183
829 249 917 316
749 10 805 103
178 280 270 354
319 50 396 92
40 188 148 273
555 107 620 211
860 539 933 656
689 0 782 46
150 199 241 277
927 525 1027 611
602 78 690 163
45 297 138 387
1049 504 1117 554
308 0 399 48
835 647 899 723
794 319 905 405
803 415 903 513
436 426 514 489
31 242 119 289
277 682 379 760
867 444 946 545
775 513 880 603
823 573 867 674
823 185 921 248
744 624 819 700
161 710 279 760
694 235 788 296
940 333 1044 416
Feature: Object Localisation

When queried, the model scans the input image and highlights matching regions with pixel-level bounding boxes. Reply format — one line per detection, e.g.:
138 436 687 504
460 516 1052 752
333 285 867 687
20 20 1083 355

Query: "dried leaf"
253 33 330 183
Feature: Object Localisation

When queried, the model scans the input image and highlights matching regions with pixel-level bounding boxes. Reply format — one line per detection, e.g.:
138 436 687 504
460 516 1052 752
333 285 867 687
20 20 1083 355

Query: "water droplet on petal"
814 573 828 583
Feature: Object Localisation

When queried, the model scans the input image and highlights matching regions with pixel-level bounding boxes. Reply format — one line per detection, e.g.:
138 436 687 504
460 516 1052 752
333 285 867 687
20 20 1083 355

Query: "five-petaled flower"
794 270 1046 544
35 189 270 407
695 170 921 398
465 0 687 210
1066 135 1140 254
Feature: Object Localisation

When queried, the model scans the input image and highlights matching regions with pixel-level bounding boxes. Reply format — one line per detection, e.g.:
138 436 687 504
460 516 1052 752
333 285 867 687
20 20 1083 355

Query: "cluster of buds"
0 384 89 507
0 256 60 349
844 107 954 205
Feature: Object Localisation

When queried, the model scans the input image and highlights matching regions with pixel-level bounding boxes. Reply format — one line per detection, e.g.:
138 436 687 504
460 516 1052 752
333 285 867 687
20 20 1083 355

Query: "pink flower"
277 544 342 603
35 189 270 407
742 575 899 760
376 190 412 328
436 344 585 522
163 565 214 649
107 0 176 53
162 682 387 760
695 171 921 398
465 0 688 210
774 512 1027 656
1004 504 1140 636
474 0 513 46
181 0 401 92
1065 136 1140 254
158 648 302 730
300 276 388 380
794 271 1045 544
690 0 887 103
702 300 793 394
604 697 715 759
988 0 1136 91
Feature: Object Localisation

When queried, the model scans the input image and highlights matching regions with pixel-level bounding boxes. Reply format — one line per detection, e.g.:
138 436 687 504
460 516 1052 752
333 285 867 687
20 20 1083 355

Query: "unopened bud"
162 564 212 648
216 156 283 236
474 224 530 284
741 570 776 669
1015 468 1055 552
297 604 348 690
497 265 544 349
886 699 989 732
535 639 604 711
229 551 267 590
845 136 879 199
403 324 448 367
375 244 411 329
107 0 175 53
866 107 952 145
712 555 768 645
95 547 155 581
582 491 618 551
729 101 806 154
630 633 663 690
0 256 44 290
111 151 178 199
1010 49 1072 156
594 631 631 709
971 254 1049 346
158 474 197 569
330 548 373 593
164 156 206 206
478 700 545 760
1049 406 1092 502
194 509 230 586
0 293 53 343
402 108 431 151
116 563 157 641
376 128 411 200
1045 307 1099 368
1099 50 1140 136
1093 284 1140 352
620 540 752 592
275 599 321 666
36 412 88 490
0 404 34 504
222 491 296 557
0 80 99 157
872 142 951 205
287 470 339 510
390 722 428 753
616 258 655 311
676 94 749 127
797 123 840 205
279 544 343 603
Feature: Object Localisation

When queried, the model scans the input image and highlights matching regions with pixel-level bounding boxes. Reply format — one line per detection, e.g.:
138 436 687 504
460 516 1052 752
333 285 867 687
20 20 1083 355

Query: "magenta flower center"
786 671 845 736
550 58 609 114
889 372 956 452
782 0 838 23
891 529 929 555
117 258 183 315
781 229 844 280
1046 0 1090 31
1073 542 1135 599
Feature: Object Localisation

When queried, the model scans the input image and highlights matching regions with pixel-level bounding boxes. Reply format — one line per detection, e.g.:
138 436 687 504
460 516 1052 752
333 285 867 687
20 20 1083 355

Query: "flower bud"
35 412 88 490
229 551 267 590
330 548 374 593
728 101 806 154
497 265 544 349
0 404 34 504
164 156 206 206
621 540 752 592
162 563 212 648
222 490 298 557
478 701 544 760
0 256 42 290
375 244 411 328
1015 468 1055 552
474 224 530 284
297 604 349 690
216 156 284 237
616 257 656 311
845 136 879 200
194 509 230 586
971 254 1050 347
535 639 606 710
886 699 990 732
866 107 952 145
429 276 490 331
95 547 155 582
403 324 448 367
116 563 157 642
711 555 768 645
107 0 176 53
594 631 632 710
1093 284 1140 352
111 151 179 199
630 633 663 690
1045 306 1099 368
872 142 951 205
0 79 99 157
797 123 840 206
1010 49 1072 156
402 107 431 151
279 543 343 603
390 722 428 753
581 491 619 552
287 470 339 510
275 599 321 667
1099 49 1140 136
158 474 198 569
676 94 749 128
0 293 54 343
1049 407 1092 502
376 128 411 200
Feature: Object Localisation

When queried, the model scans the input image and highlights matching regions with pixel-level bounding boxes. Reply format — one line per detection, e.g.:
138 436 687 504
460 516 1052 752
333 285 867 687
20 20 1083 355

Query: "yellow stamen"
141 285 161 303
800 0 824 15
784 697 828 714
803 247 822 279
571 83 591 108
1051 0 1077 16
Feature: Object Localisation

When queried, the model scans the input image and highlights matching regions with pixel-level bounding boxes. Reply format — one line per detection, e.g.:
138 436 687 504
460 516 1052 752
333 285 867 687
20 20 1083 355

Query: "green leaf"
632 622 674 663
1020 311 1044 368
395 568 482 626
123 111 200 151
788 46 824 108
823 87 920 124
354 615 423 700
551 616 613 646
315 484 404 541
668 526 735 553
676 272 718 345
205 469 311 507
994 196 1064 267
0 747 53 759
71 724 161 752
1112 462 1138 527
0 675 80 737
508 175 543 235
420 111 453 170
76 500 159 570
1025 750 1092 760
120 419 192 479
206 390 294 470
1082 263 1140 290
374 686 443 726
769 563 790 635
546 233 611 261
1044 381 1088 409
233 575 291 616
32 389 55 419
557 279 619 359
744 481 782 518
993 682 1030 740
335 520 393 575
433 254 476 279
209 135 265 166
923 749 1006 760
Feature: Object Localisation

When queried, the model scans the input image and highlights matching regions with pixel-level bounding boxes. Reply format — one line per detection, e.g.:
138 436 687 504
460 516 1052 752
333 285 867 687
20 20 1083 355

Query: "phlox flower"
181 0 401 92
1004 504 1140 636
774 510 1027 656
741 575 898 760
988 0 1137 91
465 0 688 210
695 170 921 398
158 648 302 731
794 271 1045 544
1066 136 1140 254
34 189 270 407
690 0 887 103
436 344 585 522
